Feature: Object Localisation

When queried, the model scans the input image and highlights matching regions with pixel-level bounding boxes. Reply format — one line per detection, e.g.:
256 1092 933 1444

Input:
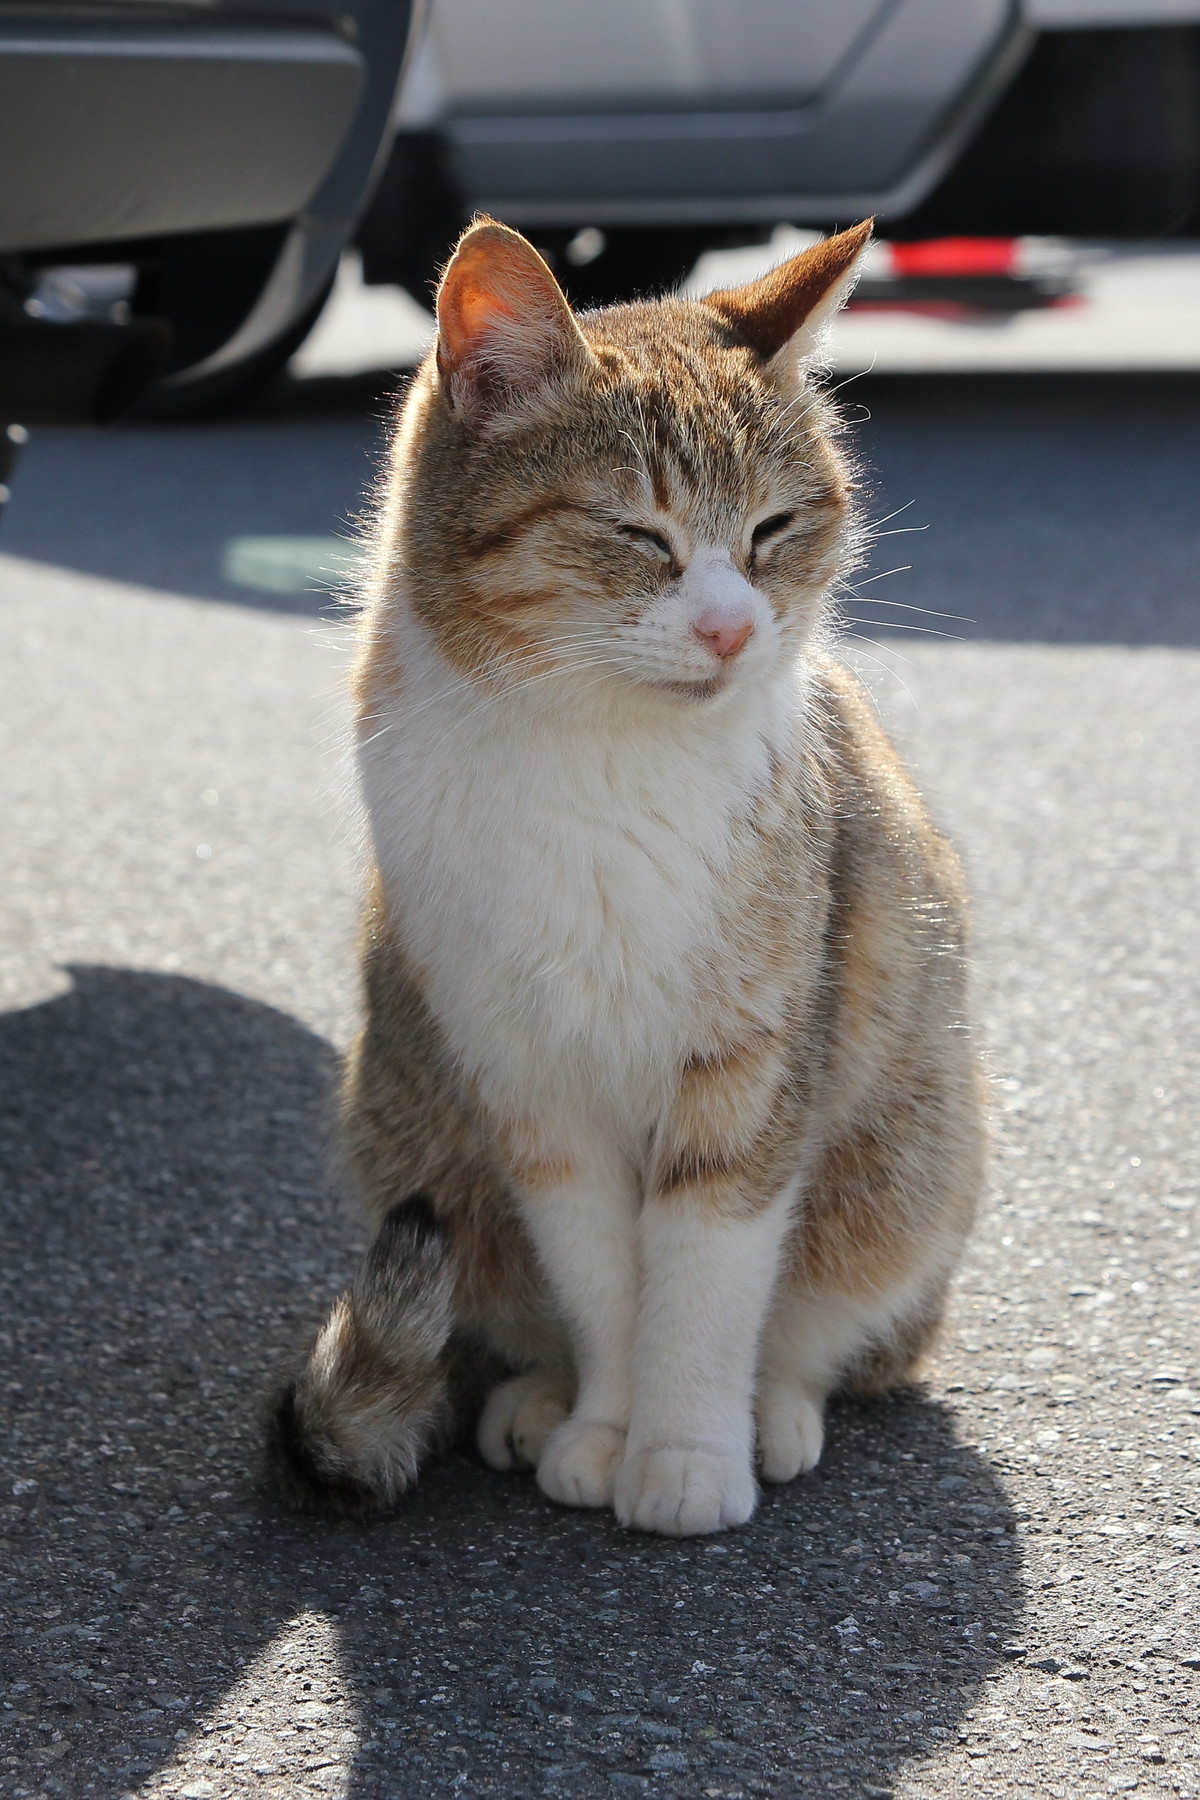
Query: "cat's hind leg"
757 1344 830 1483
757 1278 948 1483
756 1286 876 1483
477 1369 573 1472
758 1093 981 1483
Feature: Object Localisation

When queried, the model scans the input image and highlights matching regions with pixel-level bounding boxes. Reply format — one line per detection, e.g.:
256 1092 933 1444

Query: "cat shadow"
851 371 1200 649
0 966 1024 1800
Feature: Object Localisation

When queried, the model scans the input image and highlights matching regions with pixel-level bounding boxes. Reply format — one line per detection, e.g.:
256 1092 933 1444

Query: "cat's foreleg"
614 1175 801 1537
504 1131 639 1510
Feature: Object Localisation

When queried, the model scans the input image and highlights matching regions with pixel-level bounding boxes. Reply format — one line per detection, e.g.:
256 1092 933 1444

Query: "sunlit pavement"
0 249 1198 1800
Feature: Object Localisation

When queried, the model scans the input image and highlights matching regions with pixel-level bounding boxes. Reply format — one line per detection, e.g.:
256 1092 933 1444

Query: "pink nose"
692 612 754 660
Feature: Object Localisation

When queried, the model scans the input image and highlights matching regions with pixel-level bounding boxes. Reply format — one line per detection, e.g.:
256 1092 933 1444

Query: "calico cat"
266 217 985 1537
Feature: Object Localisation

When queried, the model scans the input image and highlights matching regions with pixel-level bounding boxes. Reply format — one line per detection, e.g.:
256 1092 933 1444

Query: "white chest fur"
360 620 796 1126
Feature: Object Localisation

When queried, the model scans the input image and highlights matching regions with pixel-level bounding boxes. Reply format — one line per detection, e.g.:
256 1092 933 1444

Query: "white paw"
536 1418 626 1509
477 1370 571 1472
613 1444 757 1537
757 1380 826 1483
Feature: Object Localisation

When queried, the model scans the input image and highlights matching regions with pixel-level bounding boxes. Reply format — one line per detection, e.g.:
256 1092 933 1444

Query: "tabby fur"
265 217 985 1536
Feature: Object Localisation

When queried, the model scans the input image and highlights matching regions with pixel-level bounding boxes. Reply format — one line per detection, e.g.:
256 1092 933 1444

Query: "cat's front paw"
614 1444 757 1537
537 1418 626 1509
756 1380 825 1483
478 1370 572 1472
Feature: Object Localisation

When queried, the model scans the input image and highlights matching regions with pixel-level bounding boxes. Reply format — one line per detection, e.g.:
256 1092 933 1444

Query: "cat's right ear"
435 218 594 426
703 219 873 386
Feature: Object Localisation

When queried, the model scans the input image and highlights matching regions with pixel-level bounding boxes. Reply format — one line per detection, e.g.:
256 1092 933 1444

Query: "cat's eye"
621 525 674 565
750 512 796 558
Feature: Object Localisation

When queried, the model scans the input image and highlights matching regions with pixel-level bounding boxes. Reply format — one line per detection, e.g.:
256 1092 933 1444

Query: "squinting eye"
751 512 795 556
622 526 674 565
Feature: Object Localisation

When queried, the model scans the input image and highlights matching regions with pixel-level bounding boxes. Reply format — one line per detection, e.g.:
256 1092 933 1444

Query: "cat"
265 215 986 1537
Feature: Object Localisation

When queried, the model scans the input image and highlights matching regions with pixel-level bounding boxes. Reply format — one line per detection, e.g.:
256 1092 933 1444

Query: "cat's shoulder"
810 656 926 809
808 655 966 902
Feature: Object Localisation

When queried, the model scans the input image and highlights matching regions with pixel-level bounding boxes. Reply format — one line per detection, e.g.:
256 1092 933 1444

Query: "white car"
357 0 1200 308
0 0 419 421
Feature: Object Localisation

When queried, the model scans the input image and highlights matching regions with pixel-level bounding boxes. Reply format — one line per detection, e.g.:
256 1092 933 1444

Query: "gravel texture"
0 372 1197 1800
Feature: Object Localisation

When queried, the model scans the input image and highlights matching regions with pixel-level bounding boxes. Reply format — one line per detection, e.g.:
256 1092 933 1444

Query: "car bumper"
0 18 364 254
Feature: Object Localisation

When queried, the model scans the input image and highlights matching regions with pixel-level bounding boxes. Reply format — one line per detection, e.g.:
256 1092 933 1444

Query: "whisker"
860 497 919 534
845 563 912 589
357 720 395 750
398 650 630 745
839 595 974 624
842 629 917 672
363 631 623 731
858 524 929 542
840 636 920 712
842 617 964 642
827 351 878 398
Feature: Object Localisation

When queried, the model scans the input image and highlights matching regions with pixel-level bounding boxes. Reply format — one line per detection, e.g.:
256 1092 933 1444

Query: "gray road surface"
1 369 1198 1800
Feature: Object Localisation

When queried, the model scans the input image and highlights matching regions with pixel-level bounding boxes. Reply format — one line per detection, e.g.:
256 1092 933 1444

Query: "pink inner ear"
435 227 580 411
438 245 529 372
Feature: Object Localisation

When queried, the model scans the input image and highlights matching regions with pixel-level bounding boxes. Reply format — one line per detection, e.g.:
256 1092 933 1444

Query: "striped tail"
265 1195 457 1518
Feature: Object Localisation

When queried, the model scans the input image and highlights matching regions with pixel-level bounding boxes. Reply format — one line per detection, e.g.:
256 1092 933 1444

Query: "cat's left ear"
703 219 873 386
435 217 595 426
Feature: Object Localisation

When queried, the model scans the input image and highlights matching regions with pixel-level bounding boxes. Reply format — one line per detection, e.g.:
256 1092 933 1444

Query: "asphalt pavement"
1 362 1198 1800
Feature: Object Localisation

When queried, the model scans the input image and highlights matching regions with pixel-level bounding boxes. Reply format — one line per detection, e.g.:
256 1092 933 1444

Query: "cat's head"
386 216 871 709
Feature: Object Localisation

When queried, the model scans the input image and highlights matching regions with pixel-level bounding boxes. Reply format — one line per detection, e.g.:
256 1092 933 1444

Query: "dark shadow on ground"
0 372 405 614
1 370 1197 645
847 372 1200 649
0 968 1023 1800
